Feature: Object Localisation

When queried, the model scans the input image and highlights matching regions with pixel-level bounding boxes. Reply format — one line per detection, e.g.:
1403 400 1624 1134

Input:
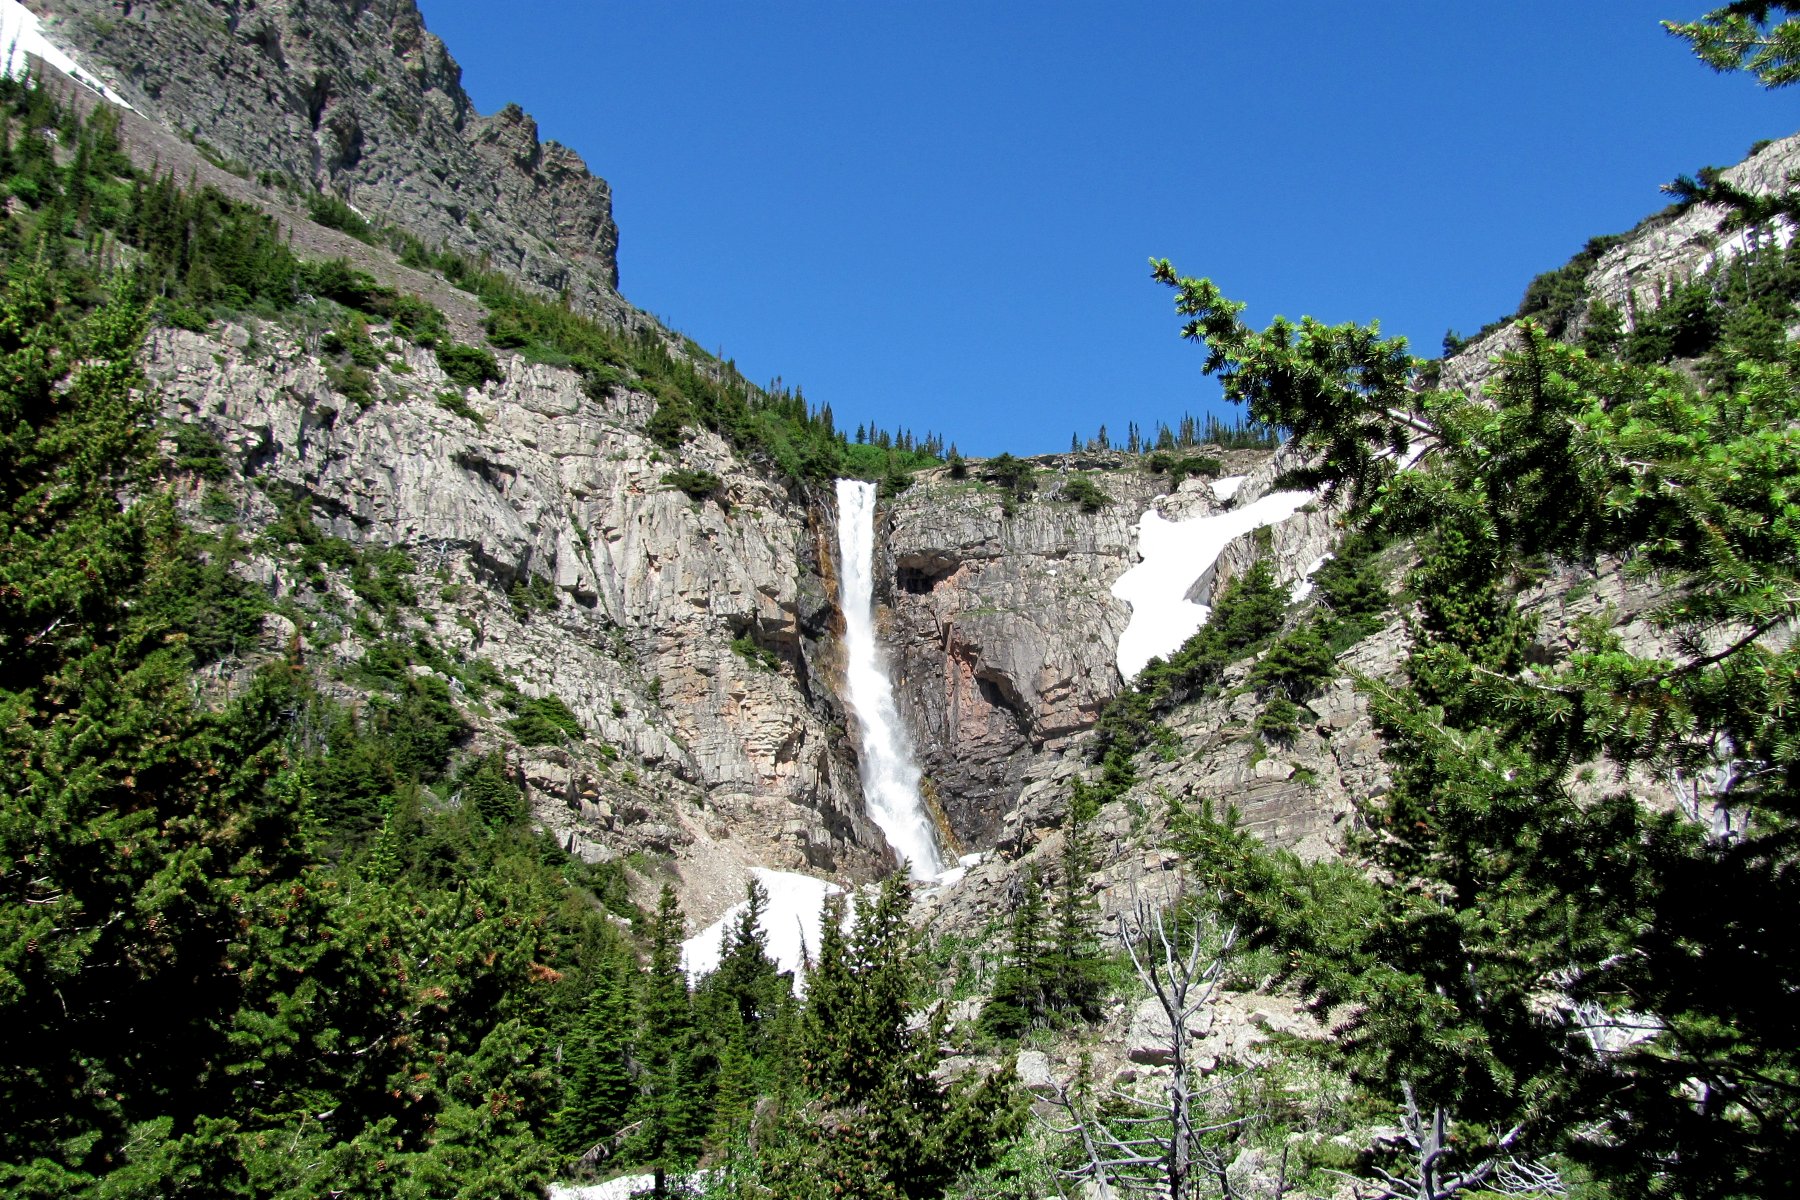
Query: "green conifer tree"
627 884 705 1196
555 951 637 1159
977 868 1050 1040
784 874 1022 1198
1048 802 1105 1021
1153 255 1800 1196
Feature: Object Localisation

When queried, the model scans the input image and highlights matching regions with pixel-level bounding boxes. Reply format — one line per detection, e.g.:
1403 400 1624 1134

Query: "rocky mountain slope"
17 0 1796 1010
11 0 1353 929
151 316 897 911
29 0 625 318
906 133 1800 1083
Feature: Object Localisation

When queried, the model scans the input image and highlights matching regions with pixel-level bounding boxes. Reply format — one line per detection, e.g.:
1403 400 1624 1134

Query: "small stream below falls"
835 479 945 878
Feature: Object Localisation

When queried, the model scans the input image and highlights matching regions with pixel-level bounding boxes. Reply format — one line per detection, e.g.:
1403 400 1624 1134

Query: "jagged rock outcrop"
1585 131 1800 317
1440 130 1800 397
29 0 624 316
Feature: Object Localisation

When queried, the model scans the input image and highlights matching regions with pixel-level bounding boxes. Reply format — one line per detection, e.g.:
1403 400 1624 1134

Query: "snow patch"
1210 475 1247 502
1289 554 1331 604
1 0 135 110
1696 217 1795 279
1110 491 1313 682
679 869 841 984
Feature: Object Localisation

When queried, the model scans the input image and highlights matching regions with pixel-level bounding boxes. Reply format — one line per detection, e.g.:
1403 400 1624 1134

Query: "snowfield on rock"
1112 490 1314 682
680 868 842 983
1 0 135 108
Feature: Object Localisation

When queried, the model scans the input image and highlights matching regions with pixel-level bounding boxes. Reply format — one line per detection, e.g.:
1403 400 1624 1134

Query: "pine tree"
1048 800 1105 1021
777 875 1021 1198
555 950 637 1158
1666 3 1800 88
628 885 705 1195
977 867 1050 1040
1154 256 1800 1196
697 876 796 1084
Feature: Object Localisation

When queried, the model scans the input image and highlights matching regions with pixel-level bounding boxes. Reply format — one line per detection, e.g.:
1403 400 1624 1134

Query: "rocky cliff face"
880 459 1160 849
20 0 1797 949
28 0 624 316
878 447 1334 849
919 124 1800 971
152 314 893 925
1585 131 1800 317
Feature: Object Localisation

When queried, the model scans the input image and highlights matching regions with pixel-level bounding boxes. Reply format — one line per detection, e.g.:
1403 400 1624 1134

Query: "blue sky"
416 2 1792 456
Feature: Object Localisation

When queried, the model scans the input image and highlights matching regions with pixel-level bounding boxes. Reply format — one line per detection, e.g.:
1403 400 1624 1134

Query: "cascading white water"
835 479 945 879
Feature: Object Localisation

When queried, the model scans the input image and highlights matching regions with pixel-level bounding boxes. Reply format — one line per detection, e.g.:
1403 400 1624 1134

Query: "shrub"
661 468 721 501
325 363 376 408
1059 474 1112 512
508 573 558 620
389 295 447 346
436 342 503 389
730 635 780 672
581 364 626 401
1144 452 1223 483
984 452 1037 516
435 390 485 428
307 192 376 244
1254 695 1303 744
166 421 230 480
1248 627 1337 701
459 751 526 825
507 694 584 747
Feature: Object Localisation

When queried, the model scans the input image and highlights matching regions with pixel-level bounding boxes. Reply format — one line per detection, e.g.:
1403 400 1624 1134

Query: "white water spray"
835 479 945 878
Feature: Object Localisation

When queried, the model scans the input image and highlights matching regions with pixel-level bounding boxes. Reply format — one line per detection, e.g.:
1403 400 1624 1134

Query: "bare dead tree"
1340 1082 1562 1200
1041 883 1282 1200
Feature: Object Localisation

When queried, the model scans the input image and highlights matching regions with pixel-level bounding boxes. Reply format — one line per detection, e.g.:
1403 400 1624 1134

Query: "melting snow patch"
1289 554 1331 604
1 0 135 109
680 869 841 984
1210 475 1247 502
1111 491 1313 682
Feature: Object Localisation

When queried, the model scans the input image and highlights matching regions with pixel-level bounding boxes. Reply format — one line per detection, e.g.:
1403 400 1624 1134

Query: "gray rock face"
878 448 1335 850
1014 1049 1057 1094
30 0 624 316
152 317 893 902
880 459 1166 847
1440 131 1800 395
1585 132 1800 318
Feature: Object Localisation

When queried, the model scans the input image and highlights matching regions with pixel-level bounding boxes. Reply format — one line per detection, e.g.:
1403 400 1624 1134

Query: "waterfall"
834 479 945 878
